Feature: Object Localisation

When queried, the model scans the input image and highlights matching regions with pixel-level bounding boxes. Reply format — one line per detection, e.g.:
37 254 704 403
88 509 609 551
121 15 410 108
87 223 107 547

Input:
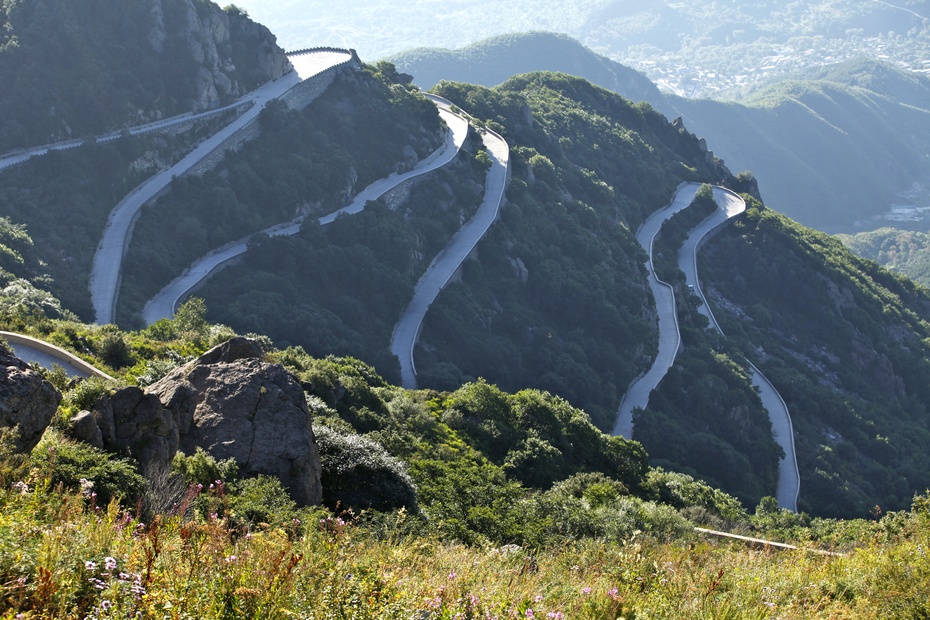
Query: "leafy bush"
314 423 418 513
171 447 239 487
229 474 299 528
30 431 144 507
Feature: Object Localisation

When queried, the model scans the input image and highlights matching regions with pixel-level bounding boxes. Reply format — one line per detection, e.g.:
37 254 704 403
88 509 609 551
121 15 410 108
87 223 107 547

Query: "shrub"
171 447 239 487
63 377 111 412
229 474 299 528
30 430 144 507
314 423 418 513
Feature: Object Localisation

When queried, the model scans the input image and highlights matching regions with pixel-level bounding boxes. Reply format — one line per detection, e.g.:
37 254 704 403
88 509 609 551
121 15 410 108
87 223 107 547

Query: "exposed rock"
94 386 181 466
148 0 291 112
68 410 104 449
0 344 61 452
98 338 321 506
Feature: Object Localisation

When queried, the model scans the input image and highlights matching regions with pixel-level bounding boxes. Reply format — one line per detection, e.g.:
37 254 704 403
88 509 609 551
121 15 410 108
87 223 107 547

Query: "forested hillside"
702 199 930 516
117 63 444 328
195 70 732 433
391 33 930 231
838 227 930 288
0 0 288 151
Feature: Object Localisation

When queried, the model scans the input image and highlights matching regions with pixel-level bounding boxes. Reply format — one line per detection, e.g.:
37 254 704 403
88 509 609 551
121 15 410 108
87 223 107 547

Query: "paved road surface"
679 187 800 511
391 119 510 389
90 50 353 325
142 99 469 325
1 331 114 380
0 100 250 172
612 182 697 437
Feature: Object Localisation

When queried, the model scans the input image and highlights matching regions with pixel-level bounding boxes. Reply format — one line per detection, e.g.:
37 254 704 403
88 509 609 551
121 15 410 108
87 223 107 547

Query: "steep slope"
701 199 930 516
0 0 289 151
390 33 930 230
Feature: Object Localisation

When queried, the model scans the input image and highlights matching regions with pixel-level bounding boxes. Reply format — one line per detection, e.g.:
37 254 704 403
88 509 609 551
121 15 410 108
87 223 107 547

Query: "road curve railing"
391 95 511 390
142 97 469 325
681 186 799 512
1 331 116 381
89 50 354 325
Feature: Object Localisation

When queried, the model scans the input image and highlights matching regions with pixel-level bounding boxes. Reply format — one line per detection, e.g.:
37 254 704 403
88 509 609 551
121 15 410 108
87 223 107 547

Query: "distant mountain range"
389 32 930 231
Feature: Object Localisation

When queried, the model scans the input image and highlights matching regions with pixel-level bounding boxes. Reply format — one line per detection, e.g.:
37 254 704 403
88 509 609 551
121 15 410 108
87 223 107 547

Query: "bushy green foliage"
228 474 299 528
171 447 239 487
838 227 930 288
30 431 144 507
314 423 418 514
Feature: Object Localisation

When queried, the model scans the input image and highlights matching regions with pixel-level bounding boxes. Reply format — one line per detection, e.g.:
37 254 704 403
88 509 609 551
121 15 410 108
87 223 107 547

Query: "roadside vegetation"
1 306 929 617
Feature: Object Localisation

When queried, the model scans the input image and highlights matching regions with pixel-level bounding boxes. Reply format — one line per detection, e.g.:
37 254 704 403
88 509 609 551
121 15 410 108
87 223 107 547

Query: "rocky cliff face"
149 0 291 111
93 338 322 505
0 0 293 150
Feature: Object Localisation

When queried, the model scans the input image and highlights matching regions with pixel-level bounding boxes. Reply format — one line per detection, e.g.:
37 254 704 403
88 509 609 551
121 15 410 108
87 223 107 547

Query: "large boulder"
97 338 322 506
0 344 61 452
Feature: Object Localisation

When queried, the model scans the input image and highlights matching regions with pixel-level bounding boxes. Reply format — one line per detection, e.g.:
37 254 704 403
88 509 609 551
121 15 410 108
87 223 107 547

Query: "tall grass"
2 481 929 618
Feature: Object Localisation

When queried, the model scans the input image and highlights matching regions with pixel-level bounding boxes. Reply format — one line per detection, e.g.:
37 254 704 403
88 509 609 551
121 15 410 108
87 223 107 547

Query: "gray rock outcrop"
94 338 321 505
68 410 104 450
147 0 291 112
0 345 61 452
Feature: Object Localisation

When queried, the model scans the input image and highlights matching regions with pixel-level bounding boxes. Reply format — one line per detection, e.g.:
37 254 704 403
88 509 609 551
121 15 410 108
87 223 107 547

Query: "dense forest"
838 227 930 288
703 199 930 516
193 70 731 433
117 63 444 327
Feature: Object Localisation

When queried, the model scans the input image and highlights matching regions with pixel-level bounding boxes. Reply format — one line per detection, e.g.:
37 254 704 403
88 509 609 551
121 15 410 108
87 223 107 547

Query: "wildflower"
85 561 97 571
448 571 457 580
525 609 534 618
581 587 592 595
100 600 112 610
293 518 301 526
11 481 29 494
104 556 117 571
79 478 94 497
225 555 238 563
608 587 619 598
546 613 564 620
534 595 543 603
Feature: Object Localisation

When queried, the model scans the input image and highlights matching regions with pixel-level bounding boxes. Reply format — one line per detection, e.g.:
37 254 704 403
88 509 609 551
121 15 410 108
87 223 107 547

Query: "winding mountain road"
391 105 510 389
613 182 799 511
679 186 799 511
142 97 469 325
90 50 354 326
612 182 697 437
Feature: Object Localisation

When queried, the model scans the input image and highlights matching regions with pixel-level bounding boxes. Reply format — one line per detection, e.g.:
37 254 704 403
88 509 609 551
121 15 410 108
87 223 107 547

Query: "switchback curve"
391 96 511 390
141 97 469 325
614 182 799 511
90 50 354 326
